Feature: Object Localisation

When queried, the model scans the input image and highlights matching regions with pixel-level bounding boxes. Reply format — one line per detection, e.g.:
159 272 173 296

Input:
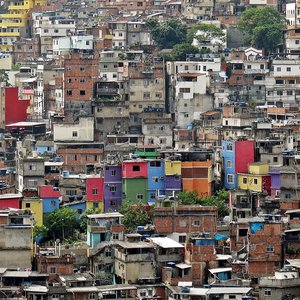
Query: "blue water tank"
63 171 69 177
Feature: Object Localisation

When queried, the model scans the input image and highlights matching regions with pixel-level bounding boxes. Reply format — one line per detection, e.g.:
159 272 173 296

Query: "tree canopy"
44 207 80 241
176 189 230 218
238 6 286 54
188 23 225 46
146 18 188 49
119 200 152 233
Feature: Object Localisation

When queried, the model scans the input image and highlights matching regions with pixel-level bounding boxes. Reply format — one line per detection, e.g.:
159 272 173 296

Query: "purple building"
104 165 122 212
269 168 281 197
165 175 182 196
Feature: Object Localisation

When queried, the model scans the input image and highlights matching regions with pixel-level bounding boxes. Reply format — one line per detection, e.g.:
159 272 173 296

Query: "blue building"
222 139 255 189
39 185 60 214
62 201 86 219
35 141 55 155
147 160 165 204
222 140 236 189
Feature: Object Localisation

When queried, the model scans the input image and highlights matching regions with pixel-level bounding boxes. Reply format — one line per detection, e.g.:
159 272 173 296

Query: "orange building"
181 160 213 198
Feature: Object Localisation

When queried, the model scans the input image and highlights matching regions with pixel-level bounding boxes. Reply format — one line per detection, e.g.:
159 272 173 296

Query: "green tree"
201 189 230 218
79 208 101 232
119 200 151 233
177 190 201 205
45 208 79 241
188 23 225 46
146 18 188 49
171 43 200 60
0 70 10 86
238 6 286 54
33 225 48 240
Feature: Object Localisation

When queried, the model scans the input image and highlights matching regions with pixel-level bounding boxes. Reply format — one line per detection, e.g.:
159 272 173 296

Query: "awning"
208 267 232 274
176 263 192 269
20 77 37 83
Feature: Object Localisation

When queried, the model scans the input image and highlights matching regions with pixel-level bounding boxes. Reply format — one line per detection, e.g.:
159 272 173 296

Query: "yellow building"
238 174 263 193
165 161 181 175
21 198 43 226
0 0 46 52
86 201 104 213
248 162 269 175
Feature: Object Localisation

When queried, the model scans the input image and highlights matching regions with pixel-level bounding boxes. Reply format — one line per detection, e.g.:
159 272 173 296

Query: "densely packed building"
3 0 300 299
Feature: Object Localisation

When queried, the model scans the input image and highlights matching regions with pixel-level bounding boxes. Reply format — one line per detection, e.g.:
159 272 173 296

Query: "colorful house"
269 168 280 197
0 193 22 209
21 198 43 226
164 161 182 196
238 163 271 194
222 139 255 189
134 146 158 159
122 160 148 203
62 201 86 219
147 160 165 204
182 161 214 198
86 176 104 212
104 165 122 212
39 185 60 216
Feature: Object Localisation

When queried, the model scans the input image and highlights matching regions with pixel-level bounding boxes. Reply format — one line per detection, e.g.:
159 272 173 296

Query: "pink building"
122 161 148 179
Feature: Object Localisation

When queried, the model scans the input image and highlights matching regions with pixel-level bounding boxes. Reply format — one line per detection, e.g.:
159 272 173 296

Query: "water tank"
62 171 69 177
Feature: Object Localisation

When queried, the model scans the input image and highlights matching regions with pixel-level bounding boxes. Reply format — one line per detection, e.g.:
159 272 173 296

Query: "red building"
122 160 148 178
0 193 22 209
39 185 60 199
0 87 29 127
235 140 255 173
86 176 104 211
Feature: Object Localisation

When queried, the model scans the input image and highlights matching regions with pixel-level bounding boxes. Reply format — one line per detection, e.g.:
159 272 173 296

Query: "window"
277 90 283 96
179 220 187 227
226 160 232 168
80 66 85 71
109 185 117 192
287 67 291 72
72 131 78 137
179 235 186 243
29 164 37 170
174 175 180 181
66 90 72 96
287 90 293 95
111 170 116 176
80 90 86 96
71 154 77 161
253 178 258 185
92 189 98 195
50 267 56 274
67 78 72 83
228 296 236 299
276 67 281 72
132 165 140 172
193 220 200 226
136 193 143 200
110 200 116 206
266 244 274 252
227 174 234 184
242 177 247 184
152 177 159 183
273 157 278 163
226 143 233 151
150 161 161 167
285 193 291 199
93 202 98 209
89 293 96 300
264 289 272 296
150 193 156 199
79 78 85 83
25 202 31 208
296 40 300 44
179 88 190 93
143 92 150 99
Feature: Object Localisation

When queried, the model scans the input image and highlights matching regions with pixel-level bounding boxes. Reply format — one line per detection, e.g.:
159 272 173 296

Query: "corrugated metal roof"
207 287 252 295
149 237 184 249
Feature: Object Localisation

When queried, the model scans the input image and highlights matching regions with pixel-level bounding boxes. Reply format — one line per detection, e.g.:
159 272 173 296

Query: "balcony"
0 32 20 37
0 13 27 19
8 3 31 10
115 251 154 262
244 69 268 75
96 88 119 95
0 21 26 27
